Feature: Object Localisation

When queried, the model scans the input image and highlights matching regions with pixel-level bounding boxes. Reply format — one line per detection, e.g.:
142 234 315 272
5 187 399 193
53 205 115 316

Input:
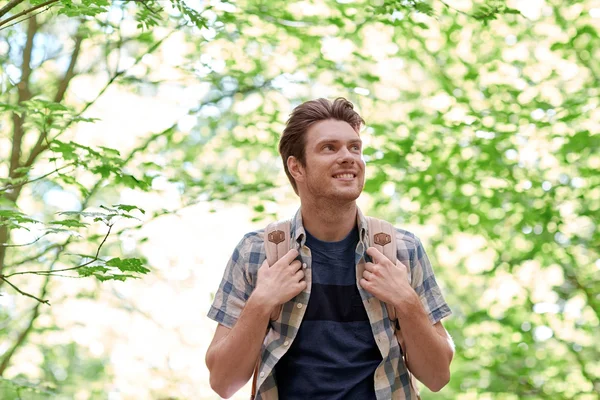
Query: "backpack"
251 217 421 399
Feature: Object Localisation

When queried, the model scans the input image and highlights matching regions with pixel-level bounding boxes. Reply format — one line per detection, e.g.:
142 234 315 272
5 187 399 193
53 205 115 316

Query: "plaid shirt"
208 208 452 399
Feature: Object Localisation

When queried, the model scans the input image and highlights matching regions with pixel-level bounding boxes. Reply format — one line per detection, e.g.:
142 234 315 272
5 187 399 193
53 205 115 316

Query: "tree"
1 0 598 398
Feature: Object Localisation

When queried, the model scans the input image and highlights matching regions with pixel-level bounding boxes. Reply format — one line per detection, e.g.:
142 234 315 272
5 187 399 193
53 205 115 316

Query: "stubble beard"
305 173 364 206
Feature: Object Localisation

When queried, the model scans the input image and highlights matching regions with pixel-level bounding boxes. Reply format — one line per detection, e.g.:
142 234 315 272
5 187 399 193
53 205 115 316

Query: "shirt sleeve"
410 237 452 325
207 235 256 329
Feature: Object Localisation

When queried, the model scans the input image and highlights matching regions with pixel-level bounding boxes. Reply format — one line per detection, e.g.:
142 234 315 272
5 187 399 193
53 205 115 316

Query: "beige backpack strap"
367 217 420 399
366 217 398 322
251 220 292 400
264 219 291 320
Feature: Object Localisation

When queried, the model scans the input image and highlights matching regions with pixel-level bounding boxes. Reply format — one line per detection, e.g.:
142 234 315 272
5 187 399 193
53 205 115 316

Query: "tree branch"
0 0 58 29
8 15 36 181
4 224 112 277
0 163 76 194
22 24 183 170
0 15 38 285
0 0 25 19
54 33 83 103
4 244 62 270
0 254 55 376
0 276 50 305
21 33 83 187
1 234 52 248
439 0 471 17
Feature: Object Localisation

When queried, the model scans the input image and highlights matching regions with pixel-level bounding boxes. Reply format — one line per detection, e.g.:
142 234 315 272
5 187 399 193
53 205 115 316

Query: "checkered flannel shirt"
208 208 452 399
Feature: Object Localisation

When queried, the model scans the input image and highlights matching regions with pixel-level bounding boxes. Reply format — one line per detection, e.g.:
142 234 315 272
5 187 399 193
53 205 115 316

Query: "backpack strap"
264 219 292 321
264 220 292 273
366 216 398 322
366 216 421 399
251 219 292 399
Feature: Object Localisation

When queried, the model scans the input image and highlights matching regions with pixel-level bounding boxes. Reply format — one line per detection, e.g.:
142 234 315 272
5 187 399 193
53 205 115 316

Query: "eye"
351 144 361 151
323 144 335 151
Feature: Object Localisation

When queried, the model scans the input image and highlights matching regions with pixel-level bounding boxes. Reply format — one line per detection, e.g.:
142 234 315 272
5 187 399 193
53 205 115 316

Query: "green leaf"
49 219 89 228
58 211 107 219
44 227 81 237
504 8 521 15
105 257 150 274
113 204 146 214
98 146 121 157
76 266 109 277
0 210 41 225
50 140 78 161
95 274 138 282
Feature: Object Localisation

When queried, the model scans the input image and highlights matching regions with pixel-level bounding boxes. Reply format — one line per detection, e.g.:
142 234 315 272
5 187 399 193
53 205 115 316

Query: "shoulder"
393 226 421 249
231 229 266 263
391 226 429 266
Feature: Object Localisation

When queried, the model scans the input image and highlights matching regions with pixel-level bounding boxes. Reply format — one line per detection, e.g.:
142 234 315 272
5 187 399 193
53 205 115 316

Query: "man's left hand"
360 247 415 307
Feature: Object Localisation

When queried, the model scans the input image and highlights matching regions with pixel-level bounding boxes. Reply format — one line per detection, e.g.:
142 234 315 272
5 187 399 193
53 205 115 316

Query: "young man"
206 98 454 399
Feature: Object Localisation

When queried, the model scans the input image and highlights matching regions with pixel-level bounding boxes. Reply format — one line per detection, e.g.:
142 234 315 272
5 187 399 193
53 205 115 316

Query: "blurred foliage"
0 0 599 398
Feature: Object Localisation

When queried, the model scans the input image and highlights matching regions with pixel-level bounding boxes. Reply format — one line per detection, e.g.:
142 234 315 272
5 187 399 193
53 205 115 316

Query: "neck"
299 200 358 242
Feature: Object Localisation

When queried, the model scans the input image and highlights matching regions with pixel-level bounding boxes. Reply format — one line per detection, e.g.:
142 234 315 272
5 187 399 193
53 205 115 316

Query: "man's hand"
360 247 415 307
254 249 306 308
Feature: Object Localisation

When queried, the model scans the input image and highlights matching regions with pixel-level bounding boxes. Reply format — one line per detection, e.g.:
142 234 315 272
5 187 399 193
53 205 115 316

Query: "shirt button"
260 372 265 377
284 341 289 346
296 303 302 309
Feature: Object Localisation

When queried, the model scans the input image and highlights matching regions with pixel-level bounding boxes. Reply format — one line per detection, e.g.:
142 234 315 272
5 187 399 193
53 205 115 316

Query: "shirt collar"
291 206 368 246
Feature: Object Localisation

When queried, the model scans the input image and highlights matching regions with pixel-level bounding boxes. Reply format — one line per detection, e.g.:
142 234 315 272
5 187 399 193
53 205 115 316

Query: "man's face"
296 119 366 203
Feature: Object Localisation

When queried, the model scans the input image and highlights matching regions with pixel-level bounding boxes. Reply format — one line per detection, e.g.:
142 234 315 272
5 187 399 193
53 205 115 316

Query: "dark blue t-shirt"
275 226 382 400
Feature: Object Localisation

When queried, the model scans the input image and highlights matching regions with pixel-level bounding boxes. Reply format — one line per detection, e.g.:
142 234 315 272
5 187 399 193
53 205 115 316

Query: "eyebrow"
315 138 363 147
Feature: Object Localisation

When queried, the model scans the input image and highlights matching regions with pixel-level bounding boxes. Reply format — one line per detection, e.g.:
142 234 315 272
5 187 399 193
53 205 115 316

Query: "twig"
0 163 76 193
0 0 26 19
94 223 111 259
439 0 470 17
4 224 112 277
5 244 62 269
0 253 56 375
0 5 52 32
0 233 49 248
28 23 185 159
0 276 50 305
54 32 83 103
0 0 58 29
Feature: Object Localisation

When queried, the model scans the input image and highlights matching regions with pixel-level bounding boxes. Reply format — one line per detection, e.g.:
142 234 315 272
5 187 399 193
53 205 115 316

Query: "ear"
287 156 305 183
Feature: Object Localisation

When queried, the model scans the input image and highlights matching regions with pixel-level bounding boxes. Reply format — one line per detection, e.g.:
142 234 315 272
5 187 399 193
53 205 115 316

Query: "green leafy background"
0 0 598 398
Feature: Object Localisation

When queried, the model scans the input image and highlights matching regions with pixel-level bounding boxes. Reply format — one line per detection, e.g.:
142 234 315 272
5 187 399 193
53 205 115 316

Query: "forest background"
0 0 599 399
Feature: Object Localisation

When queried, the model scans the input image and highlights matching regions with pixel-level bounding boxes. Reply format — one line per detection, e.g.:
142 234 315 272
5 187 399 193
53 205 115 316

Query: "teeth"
334 174 354 179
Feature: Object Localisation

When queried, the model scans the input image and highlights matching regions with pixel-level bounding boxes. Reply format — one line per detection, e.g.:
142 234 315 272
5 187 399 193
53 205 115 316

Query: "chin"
332 189 362 202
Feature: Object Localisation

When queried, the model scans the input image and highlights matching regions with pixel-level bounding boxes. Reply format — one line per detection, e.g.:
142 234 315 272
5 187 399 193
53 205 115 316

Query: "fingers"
363 270 374 281
290 259 302 272
366 247 386 263
396 260 410 274
280 248 299 264
293 269 305 281
359 278 371 291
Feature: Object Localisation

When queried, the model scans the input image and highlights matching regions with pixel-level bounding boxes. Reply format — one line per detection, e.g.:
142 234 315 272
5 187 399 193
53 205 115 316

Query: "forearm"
394 292 453 392
206 292 272 398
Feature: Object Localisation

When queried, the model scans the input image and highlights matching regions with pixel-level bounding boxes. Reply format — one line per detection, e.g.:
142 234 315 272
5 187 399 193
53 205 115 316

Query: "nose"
337 146 355 164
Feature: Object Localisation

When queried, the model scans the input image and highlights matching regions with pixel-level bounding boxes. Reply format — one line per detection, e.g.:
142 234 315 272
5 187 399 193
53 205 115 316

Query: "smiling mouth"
332 173 355 179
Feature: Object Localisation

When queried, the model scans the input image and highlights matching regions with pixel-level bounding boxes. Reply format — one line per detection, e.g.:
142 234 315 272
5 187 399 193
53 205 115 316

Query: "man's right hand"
207 248 305 398
254 249 306 308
